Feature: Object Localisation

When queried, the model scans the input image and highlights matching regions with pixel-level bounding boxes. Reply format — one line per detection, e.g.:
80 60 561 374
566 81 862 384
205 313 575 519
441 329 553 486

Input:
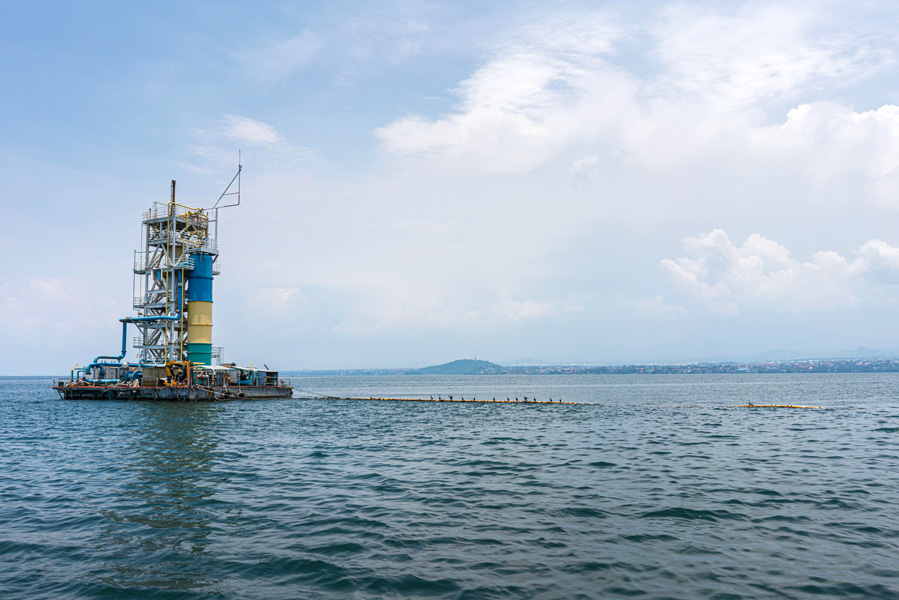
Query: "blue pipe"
125 273 184 323
82 270 187 380
91 320 129 364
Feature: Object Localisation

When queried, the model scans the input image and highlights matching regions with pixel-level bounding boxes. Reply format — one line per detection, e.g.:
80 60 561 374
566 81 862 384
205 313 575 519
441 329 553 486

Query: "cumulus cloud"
222 115 282 145
752 102 899 204
375 14 636 174
661 229 899 314
855 239 899 284
374 1 897 201
197 3 899 366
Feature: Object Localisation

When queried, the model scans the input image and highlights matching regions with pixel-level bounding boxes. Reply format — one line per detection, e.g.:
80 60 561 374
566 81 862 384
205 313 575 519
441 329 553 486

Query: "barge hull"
54 385 292 401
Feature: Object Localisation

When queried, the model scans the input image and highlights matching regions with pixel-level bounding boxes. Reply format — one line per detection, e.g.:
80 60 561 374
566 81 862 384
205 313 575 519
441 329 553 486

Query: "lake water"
2 374 898 599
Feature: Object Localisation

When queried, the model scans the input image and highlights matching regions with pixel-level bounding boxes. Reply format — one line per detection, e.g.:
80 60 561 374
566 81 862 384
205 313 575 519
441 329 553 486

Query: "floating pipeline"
305 398 829 408
304 396 582 405
731 404 824 409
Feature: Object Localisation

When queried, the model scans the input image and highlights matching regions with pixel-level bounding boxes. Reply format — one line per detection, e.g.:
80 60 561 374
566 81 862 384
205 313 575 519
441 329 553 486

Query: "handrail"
142 202 209 224
133 255 197 271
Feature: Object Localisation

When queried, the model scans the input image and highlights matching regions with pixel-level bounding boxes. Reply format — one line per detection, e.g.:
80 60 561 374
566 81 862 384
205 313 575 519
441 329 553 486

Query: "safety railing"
176 256 195 270
142 204 210 227
134 253 168 273
138 256 196 271
136 254 219 275
143 288 168 299
145 235 217 252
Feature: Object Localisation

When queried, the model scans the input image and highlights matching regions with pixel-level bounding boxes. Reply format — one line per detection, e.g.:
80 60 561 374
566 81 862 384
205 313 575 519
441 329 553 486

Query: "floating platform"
55 173 292 403
53 383 292 401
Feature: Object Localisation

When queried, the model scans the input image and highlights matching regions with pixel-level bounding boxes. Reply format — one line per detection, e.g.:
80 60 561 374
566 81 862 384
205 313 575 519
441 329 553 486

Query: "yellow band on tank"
187 324 213 344
187 301 213 326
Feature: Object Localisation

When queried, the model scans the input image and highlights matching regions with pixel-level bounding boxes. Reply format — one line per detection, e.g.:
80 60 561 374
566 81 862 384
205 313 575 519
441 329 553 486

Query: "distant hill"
834 346 890 359
415 359 502 375
749 349 805 362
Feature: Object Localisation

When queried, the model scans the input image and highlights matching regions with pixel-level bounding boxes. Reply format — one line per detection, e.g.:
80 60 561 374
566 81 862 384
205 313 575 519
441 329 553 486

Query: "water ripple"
2 374 899 599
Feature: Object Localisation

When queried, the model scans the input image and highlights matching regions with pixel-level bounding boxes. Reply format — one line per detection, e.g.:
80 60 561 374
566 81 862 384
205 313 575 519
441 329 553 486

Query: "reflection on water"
94 402 227 594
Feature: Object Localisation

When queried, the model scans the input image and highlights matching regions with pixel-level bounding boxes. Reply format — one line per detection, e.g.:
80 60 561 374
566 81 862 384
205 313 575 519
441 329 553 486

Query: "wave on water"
2 374 899 599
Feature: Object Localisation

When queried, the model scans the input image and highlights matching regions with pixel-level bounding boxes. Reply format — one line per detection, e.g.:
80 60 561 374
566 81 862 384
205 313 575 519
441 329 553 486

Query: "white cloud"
182 115 317 176
181 3 899 366
652 4 889 115
375 15 636 174
222 114 282 146
661 229 899 314
374 1 897 197
752 102 899 203
855 239 899 284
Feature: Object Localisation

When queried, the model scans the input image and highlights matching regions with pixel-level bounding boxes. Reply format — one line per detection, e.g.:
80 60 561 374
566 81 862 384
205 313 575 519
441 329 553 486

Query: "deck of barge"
53 383 292 401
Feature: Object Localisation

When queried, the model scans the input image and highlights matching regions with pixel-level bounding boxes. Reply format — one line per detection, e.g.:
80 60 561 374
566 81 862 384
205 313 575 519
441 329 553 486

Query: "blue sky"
4 0 899 373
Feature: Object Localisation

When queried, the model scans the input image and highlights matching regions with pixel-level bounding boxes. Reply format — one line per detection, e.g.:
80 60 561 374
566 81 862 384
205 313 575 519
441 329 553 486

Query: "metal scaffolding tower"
132 181 221 365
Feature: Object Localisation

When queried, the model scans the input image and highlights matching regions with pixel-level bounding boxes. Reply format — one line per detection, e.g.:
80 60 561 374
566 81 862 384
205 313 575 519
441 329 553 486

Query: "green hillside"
415 359 501 375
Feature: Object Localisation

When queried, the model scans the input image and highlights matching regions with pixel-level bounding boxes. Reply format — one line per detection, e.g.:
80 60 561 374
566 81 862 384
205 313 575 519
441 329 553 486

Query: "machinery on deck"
53 167 292 401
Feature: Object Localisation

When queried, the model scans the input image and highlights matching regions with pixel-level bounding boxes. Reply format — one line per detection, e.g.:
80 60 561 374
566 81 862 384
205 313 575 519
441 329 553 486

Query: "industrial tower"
131 171 238 366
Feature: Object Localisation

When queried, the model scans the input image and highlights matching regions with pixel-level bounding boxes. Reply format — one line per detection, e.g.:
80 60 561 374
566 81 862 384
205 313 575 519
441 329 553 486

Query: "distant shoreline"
11 357 899 378
283 357 899 376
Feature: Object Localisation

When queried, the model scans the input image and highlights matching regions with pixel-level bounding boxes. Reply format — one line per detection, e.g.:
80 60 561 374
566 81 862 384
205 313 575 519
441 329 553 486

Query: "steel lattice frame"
132 200 217 365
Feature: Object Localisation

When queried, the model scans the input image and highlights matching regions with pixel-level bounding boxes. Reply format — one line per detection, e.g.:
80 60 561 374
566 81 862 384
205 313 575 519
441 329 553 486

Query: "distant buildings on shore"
285 357 899 376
